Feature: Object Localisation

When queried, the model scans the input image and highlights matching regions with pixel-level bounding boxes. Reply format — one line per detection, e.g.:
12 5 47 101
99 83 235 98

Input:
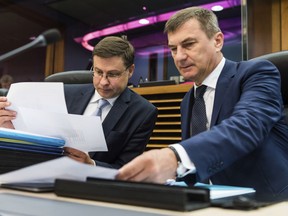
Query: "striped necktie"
95 98 109 117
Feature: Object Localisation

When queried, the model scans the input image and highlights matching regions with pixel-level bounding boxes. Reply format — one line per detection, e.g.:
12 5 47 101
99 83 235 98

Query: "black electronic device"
55 177 211 211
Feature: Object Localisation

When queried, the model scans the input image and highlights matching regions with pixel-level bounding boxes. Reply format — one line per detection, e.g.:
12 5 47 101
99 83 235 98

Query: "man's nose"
174 47 188 61
99 75 110 85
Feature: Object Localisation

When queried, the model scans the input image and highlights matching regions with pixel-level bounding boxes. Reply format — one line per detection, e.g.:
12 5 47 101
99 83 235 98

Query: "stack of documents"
0 82 108 174
0 157 118 184
0 128 65 155
0 128 65 174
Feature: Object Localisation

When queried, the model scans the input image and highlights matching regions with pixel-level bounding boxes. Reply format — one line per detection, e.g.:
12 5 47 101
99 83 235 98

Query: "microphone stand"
0 29 61 63
0 37 46 63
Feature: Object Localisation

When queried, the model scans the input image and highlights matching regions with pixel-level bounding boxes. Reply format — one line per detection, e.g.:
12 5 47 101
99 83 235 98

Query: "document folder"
0 128 65 147
55 178 211 211
0 148 62 174
0 141 64 155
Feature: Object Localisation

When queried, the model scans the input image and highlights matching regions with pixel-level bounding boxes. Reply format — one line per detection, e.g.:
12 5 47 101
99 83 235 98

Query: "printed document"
0 157 117 184
6 82 107 152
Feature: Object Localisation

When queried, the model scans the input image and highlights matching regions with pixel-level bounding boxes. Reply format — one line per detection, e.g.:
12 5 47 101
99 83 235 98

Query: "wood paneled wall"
247 0 288 58
45 36 65 77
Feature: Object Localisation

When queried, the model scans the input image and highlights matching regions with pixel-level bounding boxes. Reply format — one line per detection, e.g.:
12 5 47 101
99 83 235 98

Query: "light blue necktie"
95 98 109 117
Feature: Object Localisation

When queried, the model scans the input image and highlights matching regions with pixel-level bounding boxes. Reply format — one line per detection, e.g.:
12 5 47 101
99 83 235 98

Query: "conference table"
0 188 287 216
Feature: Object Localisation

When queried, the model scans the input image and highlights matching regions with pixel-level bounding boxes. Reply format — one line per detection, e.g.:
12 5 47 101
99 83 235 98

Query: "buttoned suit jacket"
180 59 288 197
64 84 157 169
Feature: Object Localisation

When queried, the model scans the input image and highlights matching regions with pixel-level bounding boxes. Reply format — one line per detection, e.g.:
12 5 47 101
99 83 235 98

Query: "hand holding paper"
6 82 107 152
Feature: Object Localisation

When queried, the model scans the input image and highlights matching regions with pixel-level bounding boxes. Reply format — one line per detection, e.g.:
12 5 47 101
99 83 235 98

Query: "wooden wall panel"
45 38 65 77
281 0 288 50
271 0 281 52
247 0 288 58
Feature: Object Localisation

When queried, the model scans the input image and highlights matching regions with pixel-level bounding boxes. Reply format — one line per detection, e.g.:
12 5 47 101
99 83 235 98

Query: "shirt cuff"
169 143 196 174
91 160 96 166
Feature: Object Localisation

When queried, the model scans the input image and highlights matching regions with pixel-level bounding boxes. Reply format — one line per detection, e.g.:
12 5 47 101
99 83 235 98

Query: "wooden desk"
0 189 287 216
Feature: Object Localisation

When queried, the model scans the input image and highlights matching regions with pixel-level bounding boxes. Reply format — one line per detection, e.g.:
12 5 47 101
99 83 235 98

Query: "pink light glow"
77 0 240 51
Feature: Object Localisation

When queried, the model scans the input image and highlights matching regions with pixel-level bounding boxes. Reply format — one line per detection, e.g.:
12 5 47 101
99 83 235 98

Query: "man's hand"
0 97 16 129
116 148 178 184
63 147 95 165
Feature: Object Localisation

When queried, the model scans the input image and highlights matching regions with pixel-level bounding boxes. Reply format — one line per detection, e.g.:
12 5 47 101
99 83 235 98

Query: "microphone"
0 28 61 62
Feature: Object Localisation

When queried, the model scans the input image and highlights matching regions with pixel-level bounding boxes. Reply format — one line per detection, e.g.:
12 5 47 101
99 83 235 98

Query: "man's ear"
214 32 224 52
128 64 135 78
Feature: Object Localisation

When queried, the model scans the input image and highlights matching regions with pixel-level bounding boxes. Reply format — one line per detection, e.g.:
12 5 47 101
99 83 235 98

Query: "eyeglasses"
90 65 131 81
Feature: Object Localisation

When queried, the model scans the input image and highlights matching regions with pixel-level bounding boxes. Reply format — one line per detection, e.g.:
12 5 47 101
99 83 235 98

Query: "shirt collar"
201 57 225 89
194 57 225 97
90 90 119 106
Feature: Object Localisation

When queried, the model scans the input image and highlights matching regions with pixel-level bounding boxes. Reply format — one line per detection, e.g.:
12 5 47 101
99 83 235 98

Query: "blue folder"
0 141 64 155
0 128 65 147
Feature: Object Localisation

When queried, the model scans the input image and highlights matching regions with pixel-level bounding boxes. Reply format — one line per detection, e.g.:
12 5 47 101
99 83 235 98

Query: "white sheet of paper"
0 157 117 184
17 107 107 152
172 182 256 200
7 82 68 114
6 82 107 152
194 183 256 200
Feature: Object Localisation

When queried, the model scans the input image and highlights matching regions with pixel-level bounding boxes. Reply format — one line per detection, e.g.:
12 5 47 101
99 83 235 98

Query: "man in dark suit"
0 36 158 169
117 7 288 197
62 36 158 169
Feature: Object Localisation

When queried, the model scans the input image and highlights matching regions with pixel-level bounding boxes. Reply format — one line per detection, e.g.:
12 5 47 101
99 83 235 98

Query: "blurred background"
0 0 286 87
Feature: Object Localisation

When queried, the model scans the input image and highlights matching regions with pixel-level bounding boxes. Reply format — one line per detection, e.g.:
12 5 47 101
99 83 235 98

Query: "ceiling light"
211 5 224 11
139 19 150 25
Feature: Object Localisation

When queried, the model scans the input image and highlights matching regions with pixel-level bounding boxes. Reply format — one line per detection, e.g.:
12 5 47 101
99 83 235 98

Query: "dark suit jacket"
64 84 157 169
180 59 288 197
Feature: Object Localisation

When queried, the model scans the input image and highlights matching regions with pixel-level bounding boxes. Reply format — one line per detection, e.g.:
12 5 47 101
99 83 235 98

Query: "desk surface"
0 189 287 216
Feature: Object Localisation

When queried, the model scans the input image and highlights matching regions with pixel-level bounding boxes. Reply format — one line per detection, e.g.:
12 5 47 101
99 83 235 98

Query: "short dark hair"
164 7 221 39
92 36 134 68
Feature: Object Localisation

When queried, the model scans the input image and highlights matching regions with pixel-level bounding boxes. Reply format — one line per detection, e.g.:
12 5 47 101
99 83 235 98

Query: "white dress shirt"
82 90 118 166
83 90 118 122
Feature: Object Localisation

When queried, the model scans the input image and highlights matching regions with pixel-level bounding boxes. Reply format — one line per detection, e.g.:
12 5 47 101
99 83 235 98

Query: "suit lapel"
181 88 194 140
70 85 95 114
211 60 237 126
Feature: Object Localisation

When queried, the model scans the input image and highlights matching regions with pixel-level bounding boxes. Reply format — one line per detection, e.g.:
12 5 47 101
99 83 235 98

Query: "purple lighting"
76 0 241 51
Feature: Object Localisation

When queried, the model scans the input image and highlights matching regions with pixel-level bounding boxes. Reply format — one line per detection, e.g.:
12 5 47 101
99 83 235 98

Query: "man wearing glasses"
63 36 158 168
0 36 158 169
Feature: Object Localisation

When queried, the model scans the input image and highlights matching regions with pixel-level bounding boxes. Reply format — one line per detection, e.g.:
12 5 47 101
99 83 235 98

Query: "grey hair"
164 7 221 39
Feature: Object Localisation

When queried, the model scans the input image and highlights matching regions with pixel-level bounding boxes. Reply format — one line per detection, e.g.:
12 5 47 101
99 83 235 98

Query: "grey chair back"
252 51 288 106
252 50 288 122
44 70 93 84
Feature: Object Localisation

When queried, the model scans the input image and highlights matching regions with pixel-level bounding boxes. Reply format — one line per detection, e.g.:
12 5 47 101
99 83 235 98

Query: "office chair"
251 50 288 122
44 70 93 84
